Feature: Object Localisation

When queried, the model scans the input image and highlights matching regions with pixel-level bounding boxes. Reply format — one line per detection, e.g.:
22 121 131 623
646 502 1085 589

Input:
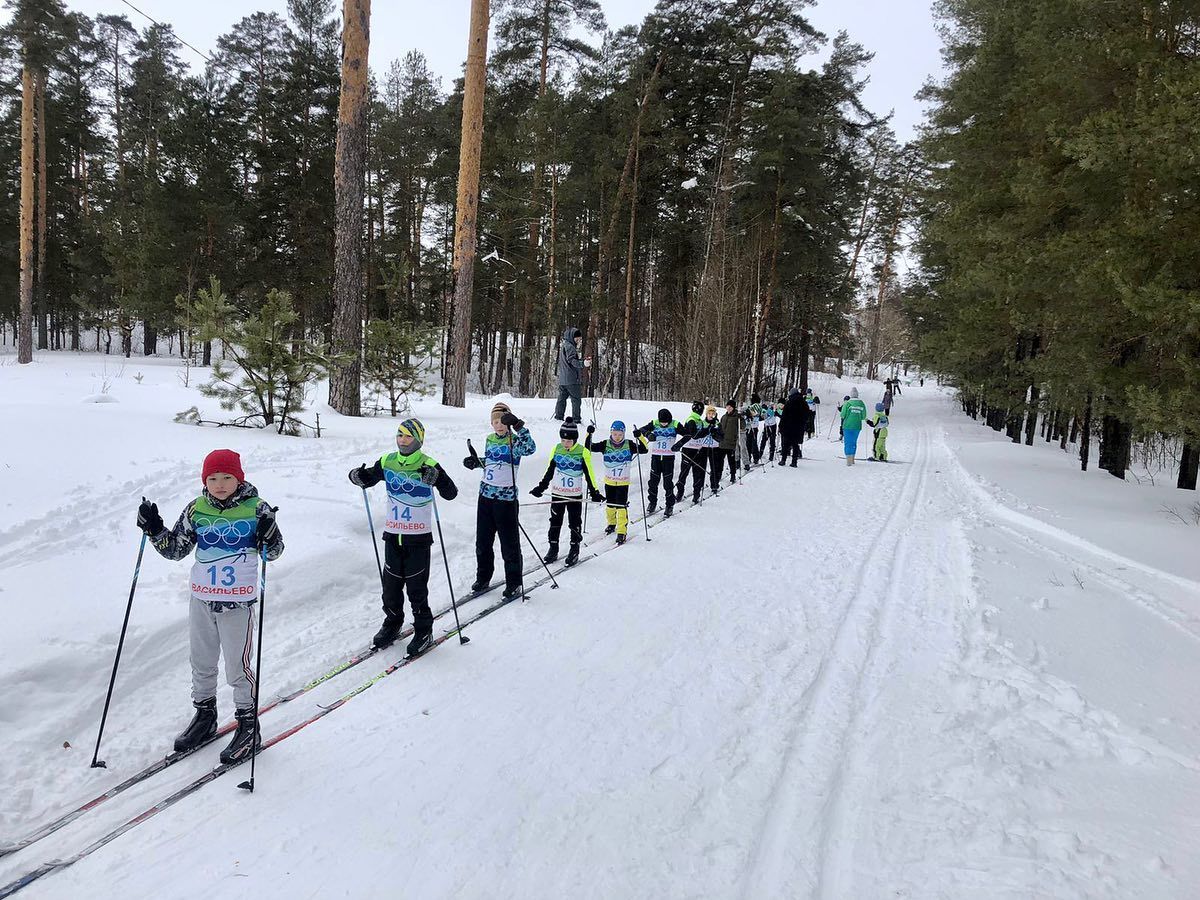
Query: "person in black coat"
779 388 810 467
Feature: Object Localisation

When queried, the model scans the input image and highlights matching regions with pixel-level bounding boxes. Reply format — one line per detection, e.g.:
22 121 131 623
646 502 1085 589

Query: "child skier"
529 418 604 566
716 400 741 487
804 389 820 439
462 401 536 599
585 420 649 544
696 405 724 498
867 402 890 461
135 449 284 762
348 419 459 655
745 393 763 465
674 400 706 505
763 400 780 461
840 387 869 465
640 408 685 517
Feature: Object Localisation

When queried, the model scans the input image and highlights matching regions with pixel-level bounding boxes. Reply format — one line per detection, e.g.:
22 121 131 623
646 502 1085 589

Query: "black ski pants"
476 495 523 591
712 448 737 485
548 498 583 548
382 537 433 638
779 435 803 466
764 424 778 460
647 455 676 510
676 448 706 502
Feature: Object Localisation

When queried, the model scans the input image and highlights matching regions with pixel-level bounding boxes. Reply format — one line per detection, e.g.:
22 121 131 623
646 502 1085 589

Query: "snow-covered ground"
1 354 1198 899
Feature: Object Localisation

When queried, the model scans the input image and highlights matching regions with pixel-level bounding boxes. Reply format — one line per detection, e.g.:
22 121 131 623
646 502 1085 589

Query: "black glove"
590 489 605 503
501 412 524 430
255 507 279 550
586 423 596 435
419 464 440 486
463 455 481 471
348 464 369 487
632 428 642 439
137 499 163 536
530 485 546 498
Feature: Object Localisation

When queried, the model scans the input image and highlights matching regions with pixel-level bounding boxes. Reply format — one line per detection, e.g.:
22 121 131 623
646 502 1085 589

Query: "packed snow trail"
2 358 1199 898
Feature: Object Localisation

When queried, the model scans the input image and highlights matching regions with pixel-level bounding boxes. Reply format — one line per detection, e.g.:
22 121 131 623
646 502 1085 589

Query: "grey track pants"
553 383 582 421
189 597 256 710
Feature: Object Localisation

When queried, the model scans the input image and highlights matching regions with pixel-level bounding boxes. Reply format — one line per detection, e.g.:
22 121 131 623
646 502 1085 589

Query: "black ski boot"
616 533 627 545
675 485 685 503
174 698 217 753
372 618 404 649
604 524 616 535
219 708 260 764
664 506 673 519
470 579 489 593
406 631 433 658
543 543 559 564
647 501 658 515
565 543 581 566
502 584 524 601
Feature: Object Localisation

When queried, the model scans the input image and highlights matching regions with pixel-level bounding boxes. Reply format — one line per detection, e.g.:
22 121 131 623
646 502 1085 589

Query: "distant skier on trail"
585 419 648 544
840 387 869 465
804 388 820 439
348 418 459 655
136 448 284 762
867 402 890 462
553 326 591 422
779 388 809 466
674 400 707 505
640 407 684 518
530 417 603 565
716 400 742 486
463 401 535 599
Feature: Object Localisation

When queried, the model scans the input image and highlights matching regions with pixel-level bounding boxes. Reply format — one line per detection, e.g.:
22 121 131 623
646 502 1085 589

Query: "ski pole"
508 431 558 598
238 543 270 793
583 419 597 534
635 447 651 542
361 488 384 586
90 528 149 769
431 495 469 645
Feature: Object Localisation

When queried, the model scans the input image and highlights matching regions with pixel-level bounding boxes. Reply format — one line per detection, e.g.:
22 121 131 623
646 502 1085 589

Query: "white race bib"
190 554 259 603
606 464 630 486
553 468 584 497
385 497 433 536
652 437 673 455
484 460 515 488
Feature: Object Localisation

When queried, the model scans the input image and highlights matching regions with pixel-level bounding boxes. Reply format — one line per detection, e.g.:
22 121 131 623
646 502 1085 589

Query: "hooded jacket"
780 390 811 441
557 327 585 387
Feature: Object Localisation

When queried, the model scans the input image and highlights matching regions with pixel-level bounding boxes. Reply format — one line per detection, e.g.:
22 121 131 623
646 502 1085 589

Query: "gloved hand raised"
530 485 546 498
137 498 163 536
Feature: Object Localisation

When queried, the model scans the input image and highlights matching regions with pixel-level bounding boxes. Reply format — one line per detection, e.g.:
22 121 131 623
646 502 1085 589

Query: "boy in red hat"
136 449 284 763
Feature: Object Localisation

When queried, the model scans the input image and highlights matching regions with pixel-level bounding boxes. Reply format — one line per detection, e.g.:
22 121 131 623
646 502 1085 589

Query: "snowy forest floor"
1 354 1198 899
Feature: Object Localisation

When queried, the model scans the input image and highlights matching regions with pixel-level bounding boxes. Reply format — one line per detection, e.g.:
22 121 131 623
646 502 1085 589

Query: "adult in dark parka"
779 388 810 467
553 326 590 421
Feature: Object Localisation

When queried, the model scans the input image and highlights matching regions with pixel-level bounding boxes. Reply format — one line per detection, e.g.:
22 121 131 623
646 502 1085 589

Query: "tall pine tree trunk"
443 0 490 408
1178 443 1199 490
35 71 48 352
18 67 35 365
329 0 371 416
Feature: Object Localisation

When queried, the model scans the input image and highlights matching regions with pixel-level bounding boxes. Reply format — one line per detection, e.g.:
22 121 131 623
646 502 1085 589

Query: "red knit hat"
202 449 244 484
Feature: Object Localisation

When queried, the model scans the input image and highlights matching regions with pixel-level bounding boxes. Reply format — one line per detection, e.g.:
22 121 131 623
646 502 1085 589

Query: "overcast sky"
30 0 943 140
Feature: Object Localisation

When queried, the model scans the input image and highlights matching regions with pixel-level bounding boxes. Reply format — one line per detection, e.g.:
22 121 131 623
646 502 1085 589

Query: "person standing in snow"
762 399 780 461
348 419 459 654
804 389 820 439
135 449 284 762
639 408 685 517
715 400 742 486
462 401 536 599
837 394 849 440
744 393 763 465
882 384 894 417
867 402 890 462
674 400 706 505
553 326 591 422
695 404 724 495
779 388 809 466
840 387 869 465
530 417 603 566
585 419 649 544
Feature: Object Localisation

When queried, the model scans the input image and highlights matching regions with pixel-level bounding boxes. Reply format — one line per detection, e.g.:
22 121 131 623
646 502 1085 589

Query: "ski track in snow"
3 359 1200 899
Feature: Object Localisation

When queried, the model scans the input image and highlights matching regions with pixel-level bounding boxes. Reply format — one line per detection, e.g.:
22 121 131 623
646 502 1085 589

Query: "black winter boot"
543 543 559 564
470 579 489 593
406 631 433 658
372 618 404 649
616 533 627 545
219 708 260 764
565 543 581 566
174 698 218 753
502 584 524 601
647 501 658 515
604 524 616 535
